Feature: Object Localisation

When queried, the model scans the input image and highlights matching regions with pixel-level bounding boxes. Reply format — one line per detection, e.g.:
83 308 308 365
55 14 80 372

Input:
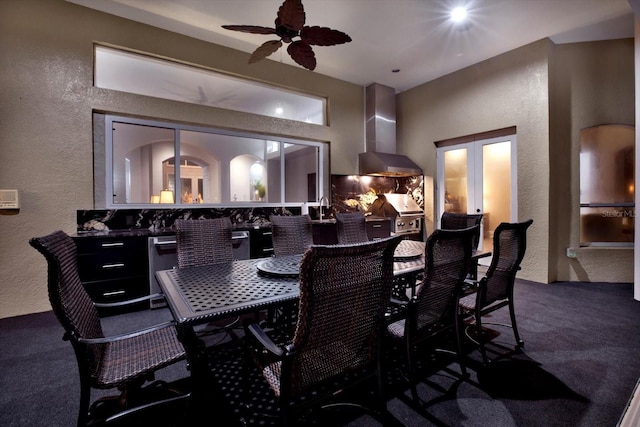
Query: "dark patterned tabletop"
255 255 303 277
156 258 299 326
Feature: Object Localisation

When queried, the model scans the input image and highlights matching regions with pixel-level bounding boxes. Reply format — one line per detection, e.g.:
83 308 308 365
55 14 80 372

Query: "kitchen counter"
74 222 273 238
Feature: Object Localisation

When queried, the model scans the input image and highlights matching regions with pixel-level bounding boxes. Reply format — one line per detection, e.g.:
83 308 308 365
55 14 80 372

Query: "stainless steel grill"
370 193 423 237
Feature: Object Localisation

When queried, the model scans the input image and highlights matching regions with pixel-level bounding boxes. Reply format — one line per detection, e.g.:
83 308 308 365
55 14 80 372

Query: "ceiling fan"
222 0 352 71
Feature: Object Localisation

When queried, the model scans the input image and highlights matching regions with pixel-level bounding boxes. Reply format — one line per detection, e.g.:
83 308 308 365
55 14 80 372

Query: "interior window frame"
579 123 635 247
95 114 328 209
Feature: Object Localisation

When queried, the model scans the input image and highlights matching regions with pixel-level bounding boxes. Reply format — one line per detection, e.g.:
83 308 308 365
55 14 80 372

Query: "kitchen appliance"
358 83 422 177
147 230 250 309
370 193 423 239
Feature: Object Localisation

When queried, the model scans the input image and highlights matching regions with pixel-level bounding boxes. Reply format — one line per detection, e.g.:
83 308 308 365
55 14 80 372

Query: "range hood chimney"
358 83 422 177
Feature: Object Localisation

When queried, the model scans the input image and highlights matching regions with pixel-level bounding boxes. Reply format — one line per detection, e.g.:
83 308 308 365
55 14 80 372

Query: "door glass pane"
482 141 511 246
443 148 468 213
112 122 175 205
179 130 226 204
285 145 318 203
107 115 326 206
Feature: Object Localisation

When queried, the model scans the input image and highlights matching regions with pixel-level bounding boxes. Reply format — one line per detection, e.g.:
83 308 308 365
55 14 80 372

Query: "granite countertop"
74 222 274 238
74 216 391 238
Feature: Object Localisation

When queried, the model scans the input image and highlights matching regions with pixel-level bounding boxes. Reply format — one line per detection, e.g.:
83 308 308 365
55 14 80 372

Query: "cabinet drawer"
83 276 148 304
249 229 274 258
74 236 147 254
366 220 391 240
77 253 148 281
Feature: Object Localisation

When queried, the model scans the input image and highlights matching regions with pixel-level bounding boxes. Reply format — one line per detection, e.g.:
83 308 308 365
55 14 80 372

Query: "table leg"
174 324 214 419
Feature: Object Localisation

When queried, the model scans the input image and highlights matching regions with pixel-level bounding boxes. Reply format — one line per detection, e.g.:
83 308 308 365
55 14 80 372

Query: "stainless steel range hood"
359 83 422 177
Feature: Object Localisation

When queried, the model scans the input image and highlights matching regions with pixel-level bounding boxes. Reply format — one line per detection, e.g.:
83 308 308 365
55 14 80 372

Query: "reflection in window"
95 45 326 125
105 115 325 207
579 124 635 246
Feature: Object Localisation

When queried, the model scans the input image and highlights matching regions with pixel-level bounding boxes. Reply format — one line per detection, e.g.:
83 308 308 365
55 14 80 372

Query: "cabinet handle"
102 263 125 269
101 242 124 248
103 290 125 297
153 239 176 246
263 231 273 236
372 224 382 228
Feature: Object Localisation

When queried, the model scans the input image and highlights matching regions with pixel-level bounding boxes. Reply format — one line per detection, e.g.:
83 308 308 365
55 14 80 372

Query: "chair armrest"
462 278 479 293
245 321 284 357
77 320 177 344
389 297 409 307
93 293 165 309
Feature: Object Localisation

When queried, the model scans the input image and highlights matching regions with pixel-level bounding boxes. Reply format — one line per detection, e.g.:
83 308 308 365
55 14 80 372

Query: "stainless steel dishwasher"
147 230 250 309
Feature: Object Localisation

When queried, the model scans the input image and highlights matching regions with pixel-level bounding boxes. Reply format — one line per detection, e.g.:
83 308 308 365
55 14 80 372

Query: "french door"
436 134 517 255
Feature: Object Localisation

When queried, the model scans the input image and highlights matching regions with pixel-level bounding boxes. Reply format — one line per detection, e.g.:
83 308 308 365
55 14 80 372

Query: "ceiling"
68 0 634 92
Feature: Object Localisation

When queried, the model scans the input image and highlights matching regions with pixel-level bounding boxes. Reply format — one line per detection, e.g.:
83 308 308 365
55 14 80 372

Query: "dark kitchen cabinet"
366 218 392 240
73 235 150 315
249 228 274 259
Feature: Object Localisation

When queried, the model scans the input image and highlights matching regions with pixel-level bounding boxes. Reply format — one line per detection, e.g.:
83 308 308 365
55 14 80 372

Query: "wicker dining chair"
269 214 314 256
174 217 234 268
458 219 533 364
335 211 369 244
386 226 477 403
29 230 188 427
440 211 484 250
175 217 243 335
243 235 402 426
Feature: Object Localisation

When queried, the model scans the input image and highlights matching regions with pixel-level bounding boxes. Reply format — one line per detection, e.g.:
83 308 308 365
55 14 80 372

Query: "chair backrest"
480 219 533 306
269 214 313 256
29 231 105 372
335 212 368 244
441 211 483 250
175 218 234 268
413 226 477 332
286 235 402 396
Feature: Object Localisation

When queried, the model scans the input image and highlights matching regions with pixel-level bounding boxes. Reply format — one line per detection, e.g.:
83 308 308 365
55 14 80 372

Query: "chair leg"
454 315 469 378
78 377 91 427
280 399 292 427
405 338 419 403
475 311 489 365
508 299 524 348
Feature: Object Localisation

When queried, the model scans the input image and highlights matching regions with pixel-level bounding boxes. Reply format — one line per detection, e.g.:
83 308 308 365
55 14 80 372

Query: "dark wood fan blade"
300 26 352 46
221 25 276 35
249 40 283 64
287 41 316 70
277 0 305 32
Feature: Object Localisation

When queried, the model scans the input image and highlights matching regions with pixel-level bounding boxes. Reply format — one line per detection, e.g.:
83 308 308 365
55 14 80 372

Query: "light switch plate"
0 189 19 209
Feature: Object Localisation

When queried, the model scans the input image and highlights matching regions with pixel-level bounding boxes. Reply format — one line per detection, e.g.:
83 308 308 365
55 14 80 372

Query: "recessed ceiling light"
275 107 284 115
450 6 468 23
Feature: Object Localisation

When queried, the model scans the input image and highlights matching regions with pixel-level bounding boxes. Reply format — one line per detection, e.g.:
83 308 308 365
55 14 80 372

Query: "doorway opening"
436 131 518 263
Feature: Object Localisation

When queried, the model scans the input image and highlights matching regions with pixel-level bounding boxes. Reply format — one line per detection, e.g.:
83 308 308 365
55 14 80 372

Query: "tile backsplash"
77 206 297 232
77 175 423 232
331 175 424 214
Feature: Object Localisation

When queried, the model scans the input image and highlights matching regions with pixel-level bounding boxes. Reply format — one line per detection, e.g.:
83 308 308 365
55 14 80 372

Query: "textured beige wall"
397 39 553 284
551 39 635 282
1 1 633 319
0 0 363 319
398 37 635 284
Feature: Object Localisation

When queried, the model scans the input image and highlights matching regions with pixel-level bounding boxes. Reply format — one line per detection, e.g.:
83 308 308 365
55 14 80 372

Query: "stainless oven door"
148 236 177 309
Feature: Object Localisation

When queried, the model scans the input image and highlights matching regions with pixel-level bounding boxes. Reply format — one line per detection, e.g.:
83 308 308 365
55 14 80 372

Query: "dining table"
155 238 490 400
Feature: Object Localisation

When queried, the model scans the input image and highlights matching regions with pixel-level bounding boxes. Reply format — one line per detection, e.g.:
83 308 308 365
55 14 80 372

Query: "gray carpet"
1 279 639 426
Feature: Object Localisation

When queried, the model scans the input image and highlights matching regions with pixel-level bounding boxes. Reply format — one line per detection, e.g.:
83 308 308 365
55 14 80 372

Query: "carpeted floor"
1 279 639 426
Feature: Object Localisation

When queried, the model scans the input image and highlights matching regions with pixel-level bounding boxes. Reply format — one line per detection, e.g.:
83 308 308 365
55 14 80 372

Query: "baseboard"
618 378 640 427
